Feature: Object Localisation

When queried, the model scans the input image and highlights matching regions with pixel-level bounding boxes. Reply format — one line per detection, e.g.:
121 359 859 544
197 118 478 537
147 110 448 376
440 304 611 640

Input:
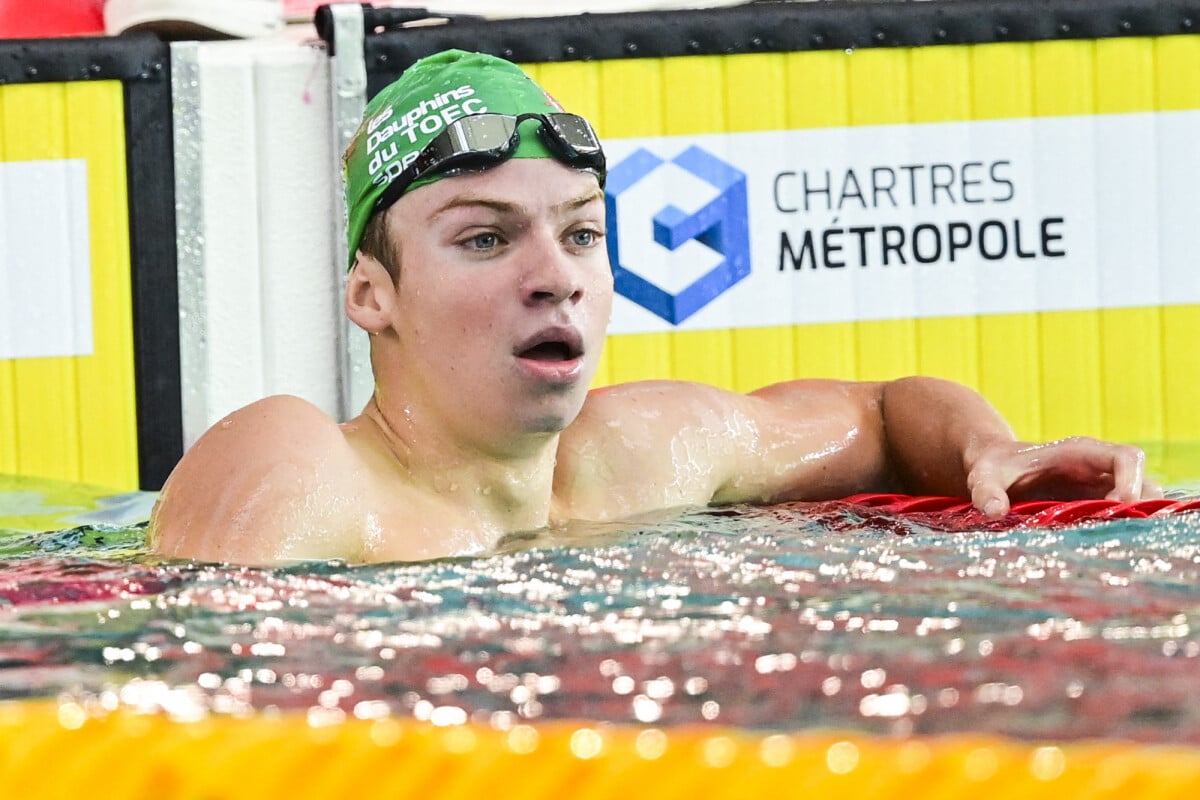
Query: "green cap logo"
343 49 563 268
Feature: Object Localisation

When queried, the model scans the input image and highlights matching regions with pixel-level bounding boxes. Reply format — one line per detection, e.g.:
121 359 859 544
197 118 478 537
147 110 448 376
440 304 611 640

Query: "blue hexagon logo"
605 145 751 325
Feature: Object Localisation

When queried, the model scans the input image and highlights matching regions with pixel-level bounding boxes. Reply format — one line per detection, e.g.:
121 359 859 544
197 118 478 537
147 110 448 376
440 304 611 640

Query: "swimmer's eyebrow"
429 196 517 220
554 188 604 214
429 188 604 221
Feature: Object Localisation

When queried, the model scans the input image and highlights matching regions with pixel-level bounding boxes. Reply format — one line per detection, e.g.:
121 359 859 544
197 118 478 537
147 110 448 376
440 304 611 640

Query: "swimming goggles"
372 112 607 214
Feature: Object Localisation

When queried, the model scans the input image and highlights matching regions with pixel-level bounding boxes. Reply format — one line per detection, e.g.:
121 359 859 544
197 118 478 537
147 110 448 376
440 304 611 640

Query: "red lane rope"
843 494 1200 526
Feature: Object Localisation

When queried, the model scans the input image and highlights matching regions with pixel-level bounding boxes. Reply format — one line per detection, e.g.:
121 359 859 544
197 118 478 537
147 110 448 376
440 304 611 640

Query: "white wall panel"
174 39 340 449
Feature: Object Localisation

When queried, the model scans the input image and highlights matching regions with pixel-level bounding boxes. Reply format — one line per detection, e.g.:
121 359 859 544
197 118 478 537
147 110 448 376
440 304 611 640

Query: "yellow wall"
529 35 1200 445
0 80 139 489
3 38 1194 489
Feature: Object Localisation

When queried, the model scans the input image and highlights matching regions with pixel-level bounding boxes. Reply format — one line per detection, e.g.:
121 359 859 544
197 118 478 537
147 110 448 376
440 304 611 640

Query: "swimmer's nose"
522 236 584 306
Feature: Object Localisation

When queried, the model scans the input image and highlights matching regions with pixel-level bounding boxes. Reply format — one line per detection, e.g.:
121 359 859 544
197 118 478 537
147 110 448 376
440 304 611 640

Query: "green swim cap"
343 49 565 268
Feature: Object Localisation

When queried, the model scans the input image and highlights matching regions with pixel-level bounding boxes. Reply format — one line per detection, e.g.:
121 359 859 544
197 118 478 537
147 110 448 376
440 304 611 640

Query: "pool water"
3 469 1200 743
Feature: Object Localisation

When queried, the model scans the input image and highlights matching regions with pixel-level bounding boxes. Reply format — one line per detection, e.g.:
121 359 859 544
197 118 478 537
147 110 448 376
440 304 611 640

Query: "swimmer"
150 49 1161 564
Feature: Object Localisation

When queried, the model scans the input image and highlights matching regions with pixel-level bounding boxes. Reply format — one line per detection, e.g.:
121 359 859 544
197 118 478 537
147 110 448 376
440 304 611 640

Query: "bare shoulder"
563 379 739 448
553 380 750 518
576 378 729 415
150 395 364 564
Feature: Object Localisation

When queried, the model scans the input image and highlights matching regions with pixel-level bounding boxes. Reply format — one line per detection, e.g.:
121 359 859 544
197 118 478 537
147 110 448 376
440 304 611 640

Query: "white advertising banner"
603 110 1200 335
0 159 93 359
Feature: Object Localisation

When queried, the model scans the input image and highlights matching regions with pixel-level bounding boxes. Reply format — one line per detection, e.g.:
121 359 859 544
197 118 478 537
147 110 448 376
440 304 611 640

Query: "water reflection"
2 501 1200 742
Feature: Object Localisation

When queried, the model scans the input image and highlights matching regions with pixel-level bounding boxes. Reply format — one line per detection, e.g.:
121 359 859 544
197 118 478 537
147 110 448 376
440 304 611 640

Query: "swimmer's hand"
965 437 1164 518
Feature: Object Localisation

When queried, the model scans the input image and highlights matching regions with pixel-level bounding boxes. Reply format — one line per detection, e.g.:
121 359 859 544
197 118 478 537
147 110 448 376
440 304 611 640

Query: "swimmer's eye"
462 231 502 251
569 228 604 248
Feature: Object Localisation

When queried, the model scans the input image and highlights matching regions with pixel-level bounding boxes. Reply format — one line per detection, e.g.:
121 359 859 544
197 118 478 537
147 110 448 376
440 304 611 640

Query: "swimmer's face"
380 158 613 450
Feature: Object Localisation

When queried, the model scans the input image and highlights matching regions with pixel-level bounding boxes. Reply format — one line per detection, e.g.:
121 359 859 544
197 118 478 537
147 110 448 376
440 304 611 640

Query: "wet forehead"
429 188 604 223
391 159 604 228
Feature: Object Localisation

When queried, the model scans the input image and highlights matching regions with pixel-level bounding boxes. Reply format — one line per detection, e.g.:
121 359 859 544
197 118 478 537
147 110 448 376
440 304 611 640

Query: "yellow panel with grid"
0 80 138 488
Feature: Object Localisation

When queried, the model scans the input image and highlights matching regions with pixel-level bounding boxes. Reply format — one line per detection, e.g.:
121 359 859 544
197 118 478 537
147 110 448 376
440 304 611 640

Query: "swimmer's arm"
725 376 1158 514
879 376 1162 512
564 379 899 513
873 376 1015 503
713 378 894 505
149 395 365 565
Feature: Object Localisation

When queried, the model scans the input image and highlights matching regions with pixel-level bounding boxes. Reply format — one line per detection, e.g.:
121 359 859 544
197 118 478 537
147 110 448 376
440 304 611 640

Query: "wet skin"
150 159 1161 565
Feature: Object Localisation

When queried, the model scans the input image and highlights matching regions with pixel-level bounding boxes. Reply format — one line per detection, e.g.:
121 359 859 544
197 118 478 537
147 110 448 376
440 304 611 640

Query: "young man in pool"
151 49 1160 564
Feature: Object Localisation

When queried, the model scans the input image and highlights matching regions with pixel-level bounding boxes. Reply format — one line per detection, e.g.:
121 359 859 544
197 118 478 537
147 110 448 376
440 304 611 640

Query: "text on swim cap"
365 85 486 185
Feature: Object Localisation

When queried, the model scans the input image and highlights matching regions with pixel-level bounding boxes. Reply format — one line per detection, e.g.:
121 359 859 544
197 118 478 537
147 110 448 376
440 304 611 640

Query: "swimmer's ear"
345 253 395 333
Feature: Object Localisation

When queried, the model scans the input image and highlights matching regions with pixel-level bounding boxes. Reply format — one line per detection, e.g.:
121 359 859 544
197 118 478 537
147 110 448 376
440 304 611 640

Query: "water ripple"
3 503 1200 742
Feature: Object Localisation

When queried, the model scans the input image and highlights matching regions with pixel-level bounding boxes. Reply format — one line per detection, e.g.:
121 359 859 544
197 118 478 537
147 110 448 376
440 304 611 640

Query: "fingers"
966 451 1013 518
965 437 1160 516
1104 443 1146 502
1047 437 1157 502
1142 477 1165 499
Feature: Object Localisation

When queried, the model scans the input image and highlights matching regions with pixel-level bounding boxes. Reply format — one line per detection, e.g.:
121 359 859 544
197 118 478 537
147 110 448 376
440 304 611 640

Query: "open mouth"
515 328 584 362
520 341 574 361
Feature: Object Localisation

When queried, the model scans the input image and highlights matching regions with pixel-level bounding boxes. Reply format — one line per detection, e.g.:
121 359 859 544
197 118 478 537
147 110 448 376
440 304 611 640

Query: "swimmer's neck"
350 395 560 532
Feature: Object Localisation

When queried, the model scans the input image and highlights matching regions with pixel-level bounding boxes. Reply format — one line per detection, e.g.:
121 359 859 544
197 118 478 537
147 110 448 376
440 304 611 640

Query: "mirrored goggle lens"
542 113 602 155
412 114 519 177
375 113 605 215
447 113 519 151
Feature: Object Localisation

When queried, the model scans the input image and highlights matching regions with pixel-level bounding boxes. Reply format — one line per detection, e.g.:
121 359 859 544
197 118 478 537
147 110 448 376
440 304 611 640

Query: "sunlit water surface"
4 496 1200 743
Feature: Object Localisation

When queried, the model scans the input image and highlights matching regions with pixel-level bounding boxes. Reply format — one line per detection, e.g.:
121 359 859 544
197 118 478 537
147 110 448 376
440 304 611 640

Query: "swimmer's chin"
521 410 578 435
